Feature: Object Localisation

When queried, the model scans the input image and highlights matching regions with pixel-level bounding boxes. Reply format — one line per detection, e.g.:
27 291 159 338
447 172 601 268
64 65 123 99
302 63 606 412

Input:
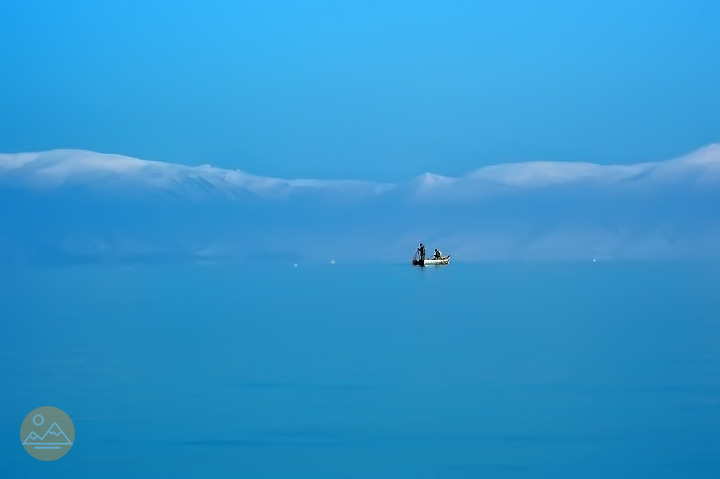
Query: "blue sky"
1 0 718 181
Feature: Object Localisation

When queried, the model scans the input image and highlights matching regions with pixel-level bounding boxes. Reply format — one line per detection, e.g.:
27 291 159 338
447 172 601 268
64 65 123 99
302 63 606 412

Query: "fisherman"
417 243 426 261
433 248 443 260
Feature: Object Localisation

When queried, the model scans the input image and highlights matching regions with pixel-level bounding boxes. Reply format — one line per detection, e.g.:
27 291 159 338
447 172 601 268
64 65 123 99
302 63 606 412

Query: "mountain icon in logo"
23 421 73 446
20 406 75 461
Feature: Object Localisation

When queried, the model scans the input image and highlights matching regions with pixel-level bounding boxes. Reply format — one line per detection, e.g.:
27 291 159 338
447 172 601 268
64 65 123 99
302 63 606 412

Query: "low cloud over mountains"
1 145 719 263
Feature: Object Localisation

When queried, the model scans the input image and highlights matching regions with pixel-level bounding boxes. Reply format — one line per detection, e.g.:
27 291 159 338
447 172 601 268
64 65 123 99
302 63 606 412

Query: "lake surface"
1 261 719 478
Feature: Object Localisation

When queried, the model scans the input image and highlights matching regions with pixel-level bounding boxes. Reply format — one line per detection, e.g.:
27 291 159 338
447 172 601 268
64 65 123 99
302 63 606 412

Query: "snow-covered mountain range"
1 145 719 263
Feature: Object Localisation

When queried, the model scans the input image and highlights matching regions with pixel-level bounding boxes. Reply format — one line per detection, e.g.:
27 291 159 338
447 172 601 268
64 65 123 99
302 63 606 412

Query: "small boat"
412 254 451 266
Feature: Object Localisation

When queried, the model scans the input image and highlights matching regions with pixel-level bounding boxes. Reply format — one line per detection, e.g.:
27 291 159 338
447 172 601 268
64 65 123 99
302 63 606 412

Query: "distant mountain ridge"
3 143 719 193
1 145 719 263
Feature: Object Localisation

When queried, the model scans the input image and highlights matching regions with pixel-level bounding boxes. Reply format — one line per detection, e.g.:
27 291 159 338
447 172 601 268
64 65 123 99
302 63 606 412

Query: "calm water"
1 261 719 478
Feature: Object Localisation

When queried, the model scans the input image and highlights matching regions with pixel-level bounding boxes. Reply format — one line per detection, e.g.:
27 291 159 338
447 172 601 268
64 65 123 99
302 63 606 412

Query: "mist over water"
1 261 719 478
2 146 720 264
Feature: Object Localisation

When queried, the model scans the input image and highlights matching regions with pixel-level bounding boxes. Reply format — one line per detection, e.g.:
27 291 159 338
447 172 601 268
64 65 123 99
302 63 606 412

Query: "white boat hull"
412 255 451 266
